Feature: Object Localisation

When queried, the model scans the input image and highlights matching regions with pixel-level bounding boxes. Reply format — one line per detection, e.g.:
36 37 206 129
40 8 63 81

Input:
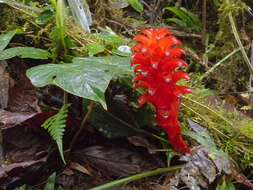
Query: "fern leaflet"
42 104 70 164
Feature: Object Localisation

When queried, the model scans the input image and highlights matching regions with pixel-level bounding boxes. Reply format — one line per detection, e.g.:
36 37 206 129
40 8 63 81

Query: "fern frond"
42 104 70 164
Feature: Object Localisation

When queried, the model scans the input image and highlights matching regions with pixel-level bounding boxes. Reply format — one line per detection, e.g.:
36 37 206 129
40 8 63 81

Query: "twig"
182 96 233 127
200 47 241 81
202 0 207 45
63 91 68 105
168 27 202 38
250 41 253 104
140 0 151 10
155 0 162 11
105 17 133 30
228 11 253 74
183 46 206 68
181 102 230 139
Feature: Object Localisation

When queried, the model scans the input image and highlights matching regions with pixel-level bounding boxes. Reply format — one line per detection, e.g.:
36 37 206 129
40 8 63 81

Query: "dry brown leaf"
69 162 92 176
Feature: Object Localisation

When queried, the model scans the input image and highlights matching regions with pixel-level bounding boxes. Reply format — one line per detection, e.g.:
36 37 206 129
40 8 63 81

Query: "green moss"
206 0 250 93
182 84 253 169
0 5 20 31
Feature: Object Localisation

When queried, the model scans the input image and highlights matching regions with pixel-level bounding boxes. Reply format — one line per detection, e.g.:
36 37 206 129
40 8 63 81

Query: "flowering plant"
131 28 191 154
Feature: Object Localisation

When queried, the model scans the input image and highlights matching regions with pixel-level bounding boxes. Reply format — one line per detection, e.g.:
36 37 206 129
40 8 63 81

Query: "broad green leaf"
127 0 143 13
0 30 16 51
0 47 51 60
26 56 132 109
87 43 105 56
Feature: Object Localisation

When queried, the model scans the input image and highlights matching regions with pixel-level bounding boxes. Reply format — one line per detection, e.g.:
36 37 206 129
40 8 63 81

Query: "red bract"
131 28 191 154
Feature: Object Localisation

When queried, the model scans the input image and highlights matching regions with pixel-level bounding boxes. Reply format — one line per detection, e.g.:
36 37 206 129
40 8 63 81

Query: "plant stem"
202 0 207 45
250 42 253 104
100 107 168 143
181 102 229 139
183 96 233 127
228 11 253 74
63 91 68 105
68 101 94 152
200 47 241 81
89 166 182 190
50 0 57 8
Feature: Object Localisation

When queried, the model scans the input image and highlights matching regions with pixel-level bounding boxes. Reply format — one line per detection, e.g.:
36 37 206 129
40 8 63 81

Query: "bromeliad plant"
131 28 191 154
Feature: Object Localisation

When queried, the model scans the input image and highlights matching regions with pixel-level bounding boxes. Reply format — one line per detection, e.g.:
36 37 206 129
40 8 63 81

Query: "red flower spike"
131 28 191 154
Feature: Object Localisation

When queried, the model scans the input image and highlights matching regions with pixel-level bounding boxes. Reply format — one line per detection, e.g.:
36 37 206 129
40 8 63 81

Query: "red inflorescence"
131 28 192 154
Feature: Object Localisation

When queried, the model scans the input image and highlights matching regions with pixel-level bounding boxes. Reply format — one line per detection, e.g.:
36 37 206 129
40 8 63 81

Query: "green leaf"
0 30 16 51
87 43 105 56
0 47 51 60
36 9 55 25
164 6 202 32
166 18 188 28
42 105 70 164
216 180 236 190
187 119 218 151
26 56 132 109
127 0 143 13
45 172 57 190
98 34 124 47
165 7 191 24
226 182 236 190
212 0 220 7
55 0 66 50
180 7 202 30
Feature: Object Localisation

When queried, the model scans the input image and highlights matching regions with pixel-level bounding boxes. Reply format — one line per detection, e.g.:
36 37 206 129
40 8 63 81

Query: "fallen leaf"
7 71 40 113
62 168 75 176
69 162 92 176
74 145 159 177
0 110 35 129
128 136 159 154
0 156 47 189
